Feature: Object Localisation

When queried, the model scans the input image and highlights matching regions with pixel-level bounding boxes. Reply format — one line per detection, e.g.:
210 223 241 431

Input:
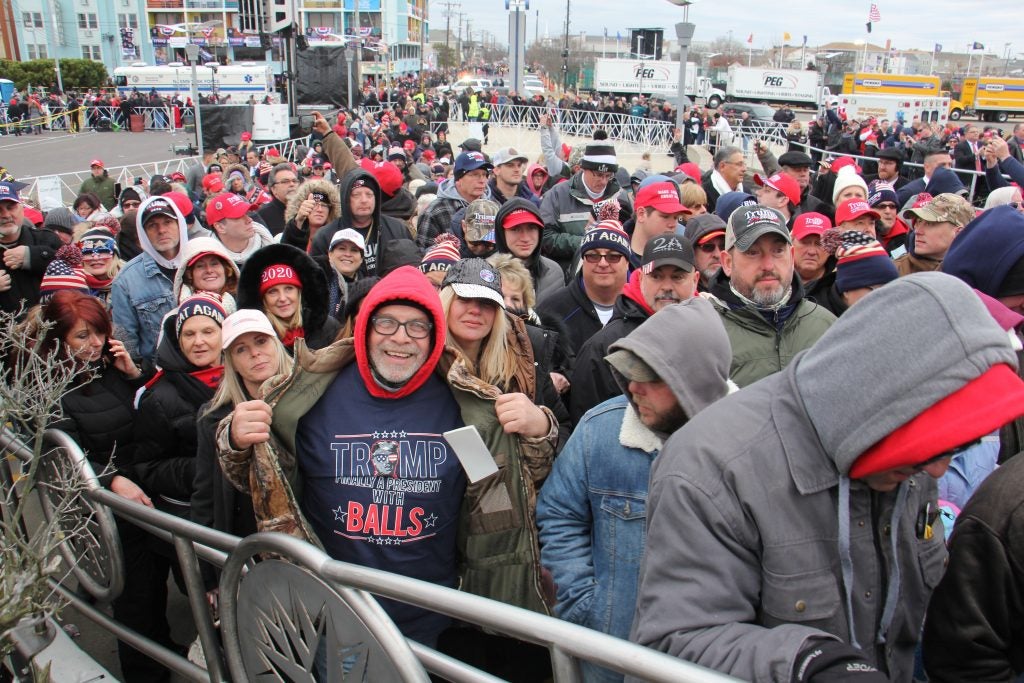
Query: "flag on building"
972 41 985 50
934 43 942 53
866 22 872 33
803 35 808 46
868 3 881 21
783 32 791 42
747 33 753 44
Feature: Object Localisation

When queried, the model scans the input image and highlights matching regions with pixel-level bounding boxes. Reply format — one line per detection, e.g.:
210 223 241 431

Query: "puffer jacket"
133 314 222 515
216 266 559 613
236 243 341 351
704 269 835 387
536 275 605 357
53 361 149 489
540 171 621 271
631 273 1014 682
80 172 117 210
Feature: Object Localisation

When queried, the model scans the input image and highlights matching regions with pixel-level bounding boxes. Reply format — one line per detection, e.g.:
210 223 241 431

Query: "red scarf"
190 365 224 389
84 272 113 293
281 327 305 348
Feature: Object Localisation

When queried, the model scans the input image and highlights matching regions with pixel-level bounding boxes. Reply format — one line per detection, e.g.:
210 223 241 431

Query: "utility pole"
440 0 460 72
456 11 465 65
562 0 570 92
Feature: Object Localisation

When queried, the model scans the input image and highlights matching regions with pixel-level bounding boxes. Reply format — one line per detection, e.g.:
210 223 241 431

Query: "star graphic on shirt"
372 431 381 439
333 506 347 522
388 430 398 438
399 431 407 438
424 513 438 528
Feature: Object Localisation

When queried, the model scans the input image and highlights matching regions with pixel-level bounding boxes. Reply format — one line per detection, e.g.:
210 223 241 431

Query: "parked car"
722 102 779 124
438 78 494 95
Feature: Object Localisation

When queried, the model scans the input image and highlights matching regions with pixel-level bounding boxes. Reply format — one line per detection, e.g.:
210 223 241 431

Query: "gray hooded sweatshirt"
631 272 1018 682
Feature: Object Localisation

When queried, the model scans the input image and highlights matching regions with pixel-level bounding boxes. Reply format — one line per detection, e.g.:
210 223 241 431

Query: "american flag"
868 4 881 21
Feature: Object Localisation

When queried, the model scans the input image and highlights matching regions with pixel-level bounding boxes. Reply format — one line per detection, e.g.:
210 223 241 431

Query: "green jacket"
80 174 118 211
539 171 621 269
703 273 836 388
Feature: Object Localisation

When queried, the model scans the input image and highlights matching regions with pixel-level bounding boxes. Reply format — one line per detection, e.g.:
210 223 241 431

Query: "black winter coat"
236 243 341 351
536 276 605 357
568 293 649 424
0 226 63 317
54 362 148 489
133 316 219 512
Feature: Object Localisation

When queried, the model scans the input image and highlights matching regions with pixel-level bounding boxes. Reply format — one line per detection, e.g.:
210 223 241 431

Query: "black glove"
792 640 888 683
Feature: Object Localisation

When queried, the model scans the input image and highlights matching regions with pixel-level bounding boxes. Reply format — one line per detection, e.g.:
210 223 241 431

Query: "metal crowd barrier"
0 425 738 682
14 134 313 209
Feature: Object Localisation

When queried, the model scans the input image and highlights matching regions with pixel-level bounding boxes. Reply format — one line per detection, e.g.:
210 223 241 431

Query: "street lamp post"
666 0 696 135
183 43 205 159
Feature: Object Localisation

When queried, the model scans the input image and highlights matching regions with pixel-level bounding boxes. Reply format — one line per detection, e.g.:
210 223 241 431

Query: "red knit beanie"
259 264 302 295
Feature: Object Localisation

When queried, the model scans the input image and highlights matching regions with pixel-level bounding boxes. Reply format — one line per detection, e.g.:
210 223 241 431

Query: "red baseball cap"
90 159 104 168
502 208 544 230
635 181 687 214
206 193 252 224
370 161 403 198
162 191 194 220
835 198 880 225
202 173 224 193
403 140 416 151
754 172 801 206
674 162 702 184
240 132 252 141
791 212 833 241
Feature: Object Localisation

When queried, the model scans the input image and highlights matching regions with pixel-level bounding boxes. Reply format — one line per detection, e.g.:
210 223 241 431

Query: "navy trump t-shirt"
296 363 465 645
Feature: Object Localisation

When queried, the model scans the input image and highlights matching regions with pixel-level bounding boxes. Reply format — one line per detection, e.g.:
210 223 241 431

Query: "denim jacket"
110 254 175 366
536 395 660 682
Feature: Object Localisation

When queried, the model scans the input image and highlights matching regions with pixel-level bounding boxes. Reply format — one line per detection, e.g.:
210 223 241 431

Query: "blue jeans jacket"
110 254 175 366
536 396 659 682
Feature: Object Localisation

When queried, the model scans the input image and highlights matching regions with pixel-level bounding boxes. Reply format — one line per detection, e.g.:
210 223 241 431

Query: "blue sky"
431 0 1022 58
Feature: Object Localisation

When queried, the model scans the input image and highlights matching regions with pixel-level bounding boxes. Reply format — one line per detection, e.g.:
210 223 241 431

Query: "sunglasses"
698 241 724 253
583 252 625 264
1010 202 1022 210
81 246 114 257
875 203 898 210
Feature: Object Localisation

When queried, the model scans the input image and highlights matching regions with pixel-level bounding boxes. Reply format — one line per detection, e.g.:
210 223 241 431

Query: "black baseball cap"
641 232 696 273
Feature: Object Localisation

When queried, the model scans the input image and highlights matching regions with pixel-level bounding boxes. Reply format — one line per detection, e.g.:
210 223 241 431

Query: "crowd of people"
4 94 1024 683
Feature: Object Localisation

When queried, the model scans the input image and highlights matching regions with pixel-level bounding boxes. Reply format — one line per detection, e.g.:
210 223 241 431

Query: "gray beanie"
43 206 76 235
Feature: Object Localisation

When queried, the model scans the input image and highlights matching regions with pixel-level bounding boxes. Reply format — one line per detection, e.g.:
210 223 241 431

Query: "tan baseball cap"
902 193 976 228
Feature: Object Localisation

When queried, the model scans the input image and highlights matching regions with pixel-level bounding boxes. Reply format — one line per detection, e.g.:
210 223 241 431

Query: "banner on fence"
36 175 65 212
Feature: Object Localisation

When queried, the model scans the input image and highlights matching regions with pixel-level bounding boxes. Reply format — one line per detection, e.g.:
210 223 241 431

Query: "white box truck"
725 66 827 107
830 93 951 125
592 58 725 106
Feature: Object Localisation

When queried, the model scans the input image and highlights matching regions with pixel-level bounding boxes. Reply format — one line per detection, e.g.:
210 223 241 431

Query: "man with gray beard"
705 205 835 387
681 214 727 292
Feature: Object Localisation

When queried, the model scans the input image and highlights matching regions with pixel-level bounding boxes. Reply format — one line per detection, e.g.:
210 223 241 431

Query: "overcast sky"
429 0 1022 58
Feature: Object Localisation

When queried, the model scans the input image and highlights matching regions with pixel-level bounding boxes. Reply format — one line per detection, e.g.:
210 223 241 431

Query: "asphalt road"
0 127 200 180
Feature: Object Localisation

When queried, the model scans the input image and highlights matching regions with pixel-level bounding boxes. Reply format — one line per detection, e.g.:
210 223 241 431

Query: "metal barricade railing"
0 425 738 683
14 135 313 209
796 143 999 204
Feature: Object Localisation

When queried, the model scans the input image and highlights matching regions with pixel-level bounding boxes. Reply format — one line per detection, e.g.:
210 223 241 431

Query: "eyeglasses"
586 170 614 180
875 203 898 210
121 201 141 210
274 177 299 186
81 247 114 257
583 251 626 264
370 316 433 339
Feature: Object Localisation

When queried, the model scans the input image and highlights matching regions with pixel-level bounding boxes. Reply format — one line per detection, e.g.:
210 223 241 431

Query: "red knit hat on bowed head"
849 364 1024 478
259 264 303 296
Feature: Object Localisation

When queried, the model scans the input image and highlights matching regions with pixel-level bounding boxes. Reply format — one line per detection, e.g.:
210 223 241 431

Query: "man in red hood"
228 265 466 646
568 231 698 424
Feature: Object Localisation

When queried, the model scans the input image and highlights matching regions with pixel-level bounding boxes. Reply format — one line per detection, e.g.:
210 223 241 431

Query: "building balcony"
300 0 341 8
185 0 239 8
148 0 184 8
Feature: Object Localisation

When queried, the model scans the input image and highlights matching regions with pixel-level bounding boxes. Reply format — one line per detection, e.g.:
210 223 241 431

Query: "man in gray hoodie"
631 273 1024 682
537 297 733 682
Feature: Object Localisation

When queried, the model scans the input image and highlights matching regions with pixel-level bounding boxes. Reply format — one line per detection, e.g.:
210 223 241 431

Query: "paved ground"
0 128 199 180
